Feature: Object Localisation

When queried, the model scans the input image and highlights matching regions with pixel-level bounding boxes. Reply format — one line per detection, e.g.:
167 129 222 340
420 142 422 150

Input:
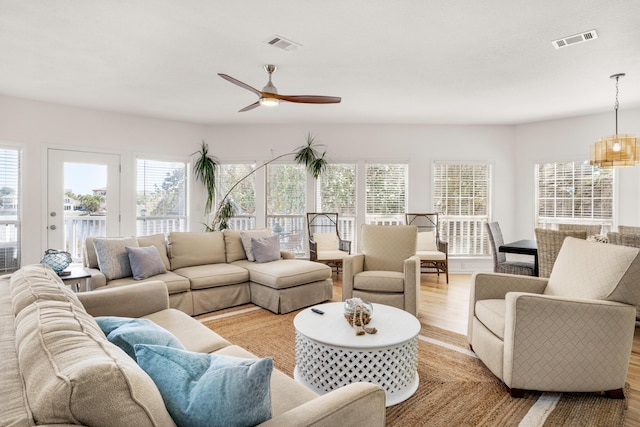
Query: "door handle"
49 225 57 230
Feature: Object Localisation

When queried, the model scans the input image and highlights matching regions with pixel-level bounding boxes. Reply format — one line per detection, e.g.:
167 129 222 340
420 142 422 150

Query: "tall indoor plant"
192 133 328 231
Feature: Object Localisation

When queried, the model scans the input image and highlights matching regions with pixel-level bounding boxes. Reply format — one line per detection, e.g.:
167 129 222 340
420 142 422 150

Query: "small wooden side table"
59 267 91 293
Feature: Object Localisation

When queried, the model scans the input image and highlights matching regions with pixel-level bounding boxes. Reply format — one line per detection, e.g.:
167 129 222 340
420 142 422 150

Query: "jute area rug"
197 305 627 426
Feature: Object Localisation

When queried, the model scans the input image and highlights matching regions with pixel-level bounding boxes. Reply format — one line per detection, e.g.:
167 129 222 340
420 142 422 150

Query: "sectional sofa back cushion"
224 228 272 262
93 237 140 280
10 264 83 315
14 299 175 427
169 231 226 270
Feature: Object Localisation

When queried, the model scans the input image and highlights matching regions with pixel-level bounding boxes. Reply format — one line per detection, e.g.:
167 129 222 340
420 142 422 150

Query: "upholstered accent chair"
485 222 535 276
343 225 421 316
468 237 639 398
534 228 587 278
405 213 449 283
306 213 351 273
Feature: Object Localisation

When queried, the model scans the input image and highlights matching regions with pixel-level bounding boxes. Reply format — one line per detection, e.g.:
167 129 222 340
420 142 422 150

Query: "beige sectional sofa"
83 230 333 315
1 264 386 427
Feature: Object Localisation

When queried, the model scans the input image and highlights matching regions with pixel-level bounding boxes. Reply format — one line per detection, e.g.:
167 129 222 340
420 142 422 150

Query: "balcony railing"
62 214 489 264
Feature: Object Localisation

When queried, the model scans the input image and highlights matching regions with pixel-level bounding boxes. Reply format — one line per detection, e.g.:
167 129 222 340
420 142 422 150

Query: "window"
365 163 408 225
316 163 357 244
535 161 614 232
433 162 492 256
218 163 256 230
0 147 20 273
136 158 188 236
266 164 306 256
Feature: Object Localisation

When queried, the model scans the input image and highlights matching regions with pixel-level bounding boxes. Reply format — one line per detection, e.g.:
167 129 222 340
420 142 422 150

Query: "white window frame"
365 162 408 225
135 157 189 236
315 162 357 246
433 161 492 256
0 145 21 273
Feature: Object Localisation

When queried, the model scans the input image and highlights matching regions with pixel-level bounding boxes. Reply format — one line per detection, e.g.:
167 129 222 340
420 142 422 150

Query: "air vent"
552 29 598 49
266 35 302 52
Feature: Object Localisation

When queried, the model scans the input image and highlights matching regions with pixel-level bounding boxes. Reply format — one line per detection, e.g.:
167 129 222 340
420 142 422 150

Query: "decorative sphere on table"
40 249 72 273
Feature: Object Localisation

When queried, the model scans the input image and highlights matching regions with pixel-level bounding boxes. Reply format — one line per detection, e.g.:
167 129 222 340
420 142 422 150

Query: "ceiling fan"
218 64 341 112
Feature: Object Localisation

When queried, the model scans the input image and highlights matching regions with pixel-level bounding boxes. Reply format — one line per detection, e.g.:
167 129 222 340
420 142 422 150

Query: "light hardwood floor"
333 272 640 426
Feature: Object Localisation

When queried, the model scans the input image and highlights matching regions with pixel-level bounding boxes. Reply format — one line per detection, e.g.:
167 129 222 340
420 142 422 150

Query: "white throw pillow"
240 229 272 262
417 231 438 251
313 232 339 251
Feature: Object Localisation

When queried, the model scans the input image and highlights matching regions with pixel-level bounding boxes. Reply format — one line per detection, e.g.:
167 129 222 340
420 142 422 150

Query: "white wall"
3 94 638 273
514 106 640 239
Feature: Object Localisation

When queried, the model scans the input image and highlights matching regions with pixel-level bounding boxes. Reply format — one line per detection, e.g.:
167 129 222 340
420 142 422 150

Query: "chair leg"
509 388 525 398
605 388 625 399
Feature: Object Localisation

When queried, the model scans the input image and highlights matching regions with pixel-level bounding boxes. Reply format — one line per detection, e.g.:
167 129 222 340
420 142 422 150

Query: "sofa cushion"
15 300 174 427
417 231 437 251
240 229 272 262
126 245 167 280
93 237 139 280
252 235 281 263
9 263 83 315
172 263 249 290
169 232 226 269
95 316 185 360
313 232 339 251
237 259 331 289
135 344 273 427
224 228 271 263
104 270 191 295
137 233 171 270
544 237 640 305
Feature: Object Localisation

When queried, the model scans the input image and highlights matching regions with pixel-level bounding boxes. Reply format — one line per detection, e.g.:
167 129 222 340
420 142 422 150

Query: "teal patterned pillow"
134 344 273 427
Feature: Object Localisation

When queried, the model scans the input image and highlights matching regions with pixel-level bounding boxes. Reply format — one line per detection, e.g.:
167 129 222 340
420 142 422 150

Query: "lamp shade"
590 134 640 167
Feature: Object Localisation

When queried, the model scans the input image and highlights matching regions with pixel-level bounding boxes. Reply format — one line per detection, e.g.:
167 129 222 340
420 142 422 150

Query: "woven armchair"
557 223 602 237
534 228 587 278
405 213 448 283
306 213 351 274
608 231 640 248
485 222 535 276
618 225 640 235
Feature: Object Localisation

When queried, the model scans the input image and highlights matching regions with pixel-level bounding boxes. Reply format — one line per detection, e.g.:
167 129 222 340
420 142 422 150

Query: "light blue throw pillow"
95 316 184 360
134 344 273 427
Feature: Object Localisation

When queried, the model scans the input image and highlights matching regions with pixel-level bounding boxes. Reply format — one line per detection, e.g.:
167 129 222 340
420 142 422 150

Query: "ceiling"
2 0 640 126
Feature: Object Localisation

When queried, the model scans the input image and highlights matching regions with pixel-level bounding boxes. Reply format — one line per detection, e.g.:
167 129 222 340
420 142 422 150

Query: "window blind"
535 161 613 226
136 159 187 236
365 163 407 224
433 162 492 256
316 163 357 243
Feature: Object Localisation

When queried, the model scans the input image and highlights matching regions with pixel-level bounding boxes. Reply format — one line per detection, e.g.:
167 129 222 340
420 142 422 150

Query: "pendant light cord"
614 75 620 135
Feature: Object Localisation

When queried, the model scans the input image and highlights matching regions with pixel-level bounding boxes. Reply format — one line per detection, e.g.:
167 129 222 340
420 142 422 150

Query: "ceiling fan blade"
276 94 342 104
218 73 261 96
238 101 261 112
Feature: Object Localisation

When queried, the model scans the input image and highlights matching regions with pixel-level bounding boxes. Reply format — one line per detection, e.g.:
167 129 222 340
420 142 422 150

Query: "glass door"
47 149 120 262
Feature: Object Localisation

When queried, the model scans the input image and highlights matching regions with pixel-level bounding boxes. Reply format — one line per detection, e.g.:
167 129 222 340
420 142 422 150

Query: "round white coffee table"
293 302 420 406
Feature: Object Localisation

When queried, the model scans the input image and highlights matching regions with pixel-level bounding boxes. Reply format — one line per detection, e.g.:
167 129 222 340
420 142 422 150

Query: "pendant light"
589 73 639 167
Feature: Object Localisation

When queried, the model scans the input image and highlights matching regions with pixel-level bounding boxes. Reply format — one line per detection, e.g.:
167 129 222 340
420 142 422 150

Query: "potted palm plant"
192 133 328 231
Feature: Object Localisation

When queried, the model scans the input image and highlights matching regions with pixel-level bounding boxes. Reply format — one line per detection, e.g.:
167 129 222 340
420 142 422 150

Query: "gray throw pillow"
251 235 281 263
126 246 167 280
240 229 271 262
93 237 139 280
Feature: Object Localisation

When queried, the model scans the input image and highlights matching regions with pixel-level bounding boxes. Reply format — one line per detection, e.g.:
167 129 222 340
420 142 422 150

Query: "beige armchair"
343 225 421 316
468 237 638 398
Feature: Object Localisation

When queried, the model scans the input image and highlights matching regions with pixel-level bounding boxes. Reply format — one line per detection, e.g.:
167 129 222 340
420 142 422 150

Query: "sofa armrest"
85 267 106 290
403 255 421 316
342 254 364 300
77 281 170 318
258 382 385 427
503 293 636 391
468 273 548 344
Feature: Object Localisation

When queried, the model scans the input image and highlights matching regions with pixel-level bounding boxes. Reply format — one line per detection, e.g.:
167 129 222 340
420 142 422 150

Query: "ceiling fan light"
259 97 279 107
